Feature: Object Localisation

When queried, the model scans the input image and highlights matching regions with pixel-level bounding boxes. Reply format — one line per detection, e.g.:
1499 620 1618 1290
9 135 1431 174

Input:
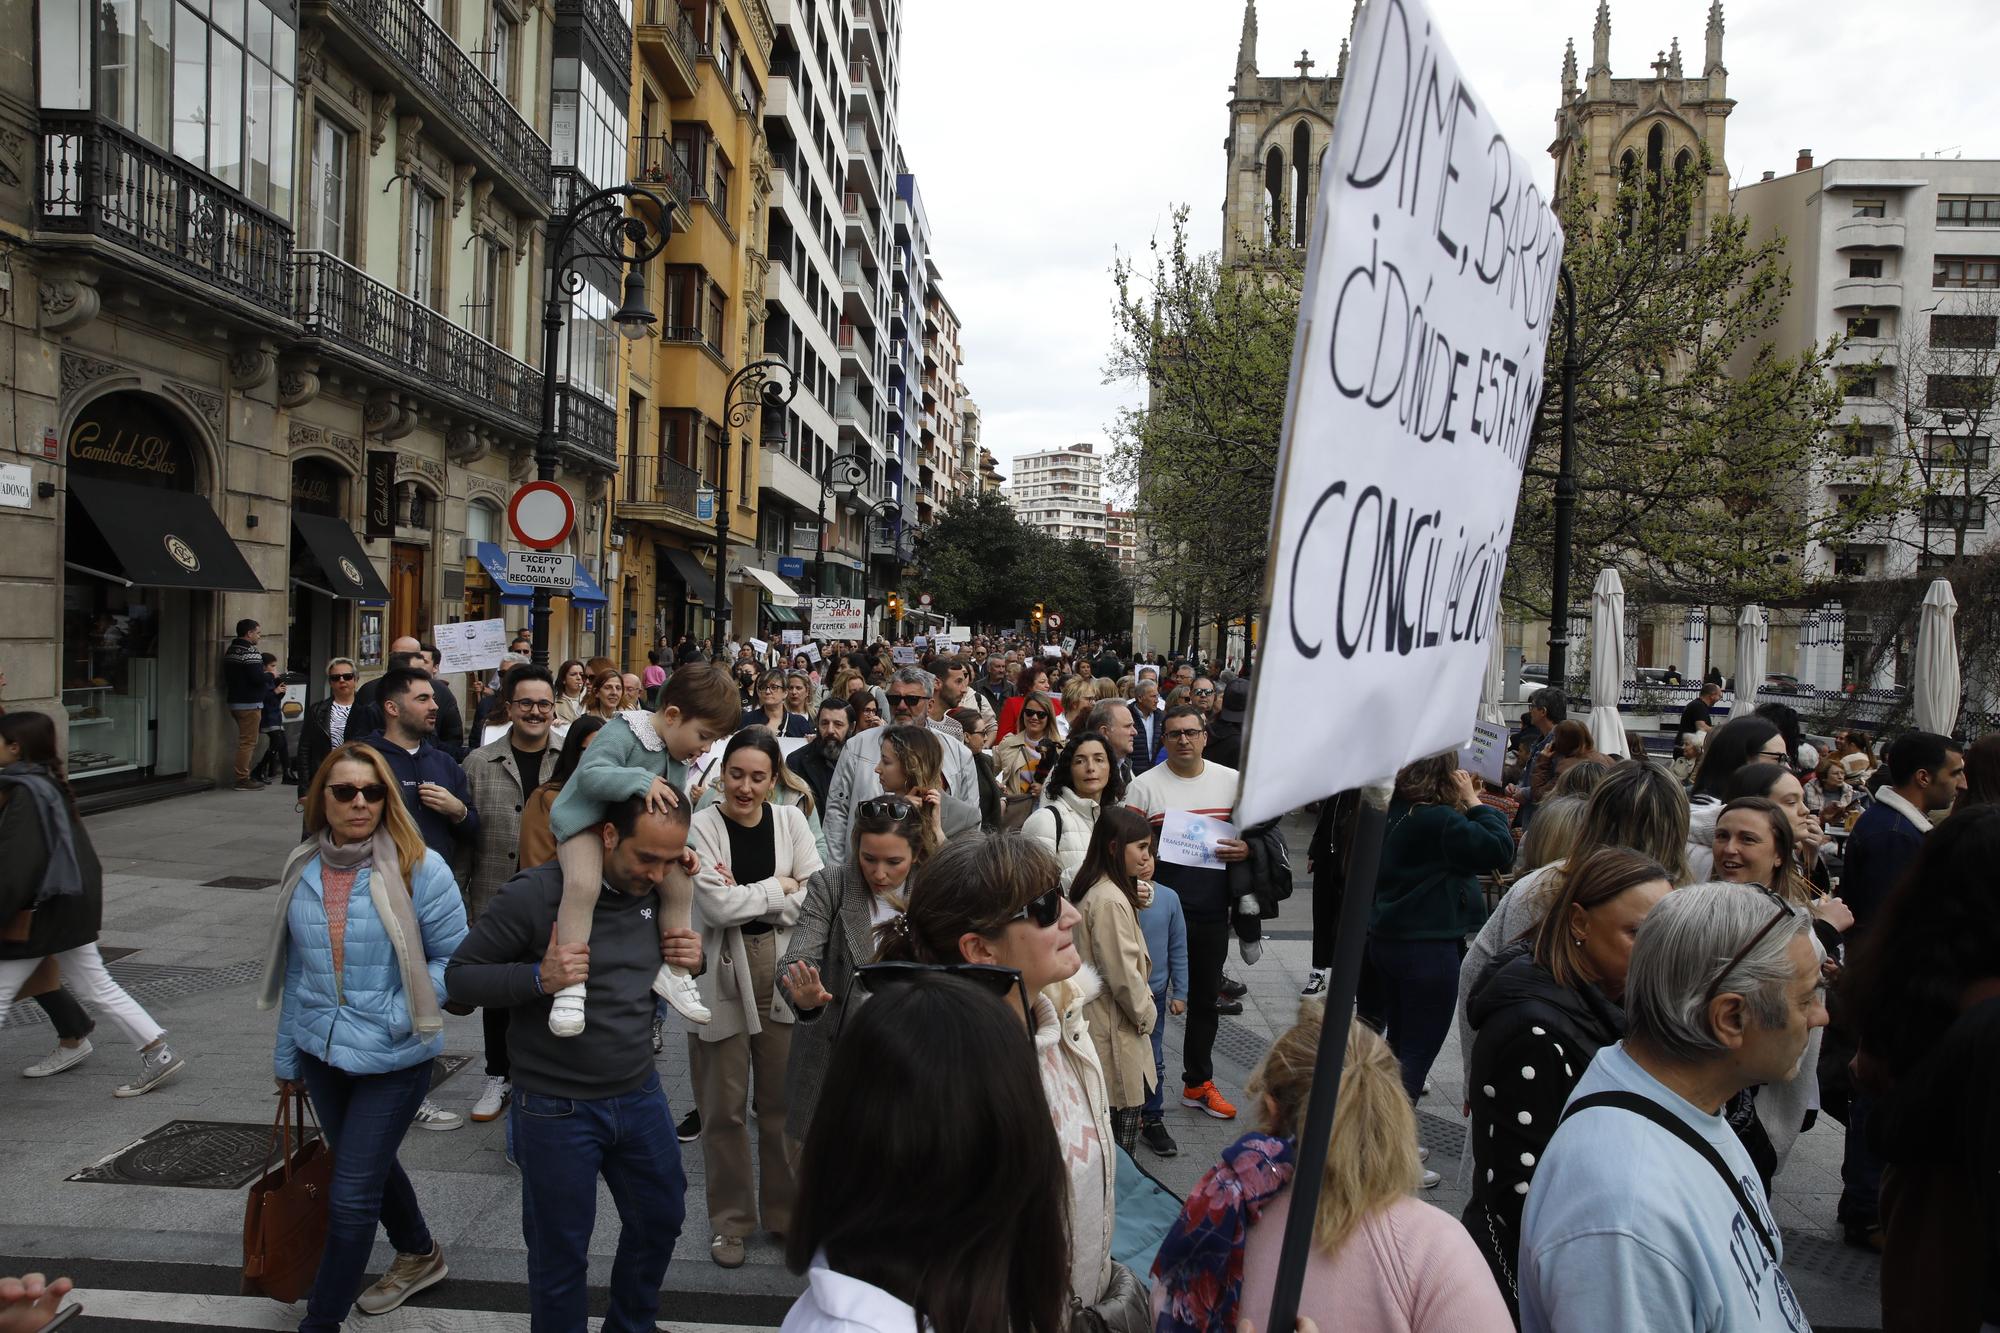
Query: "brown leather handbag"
241 1088 330 1302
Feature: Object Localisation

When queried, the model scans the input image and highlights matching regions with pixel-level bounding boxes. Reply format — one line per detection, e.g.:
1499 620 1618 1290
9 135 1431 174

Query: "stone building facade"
1219 1 1343 267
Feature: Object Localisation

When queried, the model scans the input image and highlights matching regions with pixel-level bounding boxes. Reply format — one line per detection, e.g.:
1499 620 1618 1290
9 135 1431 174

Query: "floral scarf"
1150 1132 1296 1333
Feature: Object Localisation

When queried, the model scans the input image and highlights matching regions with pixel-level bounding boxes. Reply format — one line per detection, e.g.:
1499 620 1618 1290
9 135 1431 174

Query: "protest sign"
1040 644 1063 659
1061 636 1077 655
777 736 810 762
891 646 918 666
912 636 928 649
1236 0 1564 827
434 618 509 674
748 637 769 660
1460 718 1510 786
810 596 866 639
781 630 803 647
800 641 821 665
1157 809 1240 871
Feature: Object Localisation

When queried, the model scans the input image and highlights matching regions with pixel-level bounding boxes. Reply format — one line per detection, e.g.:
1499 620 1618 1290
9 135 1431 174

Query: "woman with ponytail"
0 711 187 1096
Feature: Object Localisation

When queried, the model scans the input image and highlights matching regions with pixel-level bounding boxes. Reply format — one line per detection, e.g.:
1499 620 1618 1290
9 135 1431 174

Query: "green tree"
911 489 1031 628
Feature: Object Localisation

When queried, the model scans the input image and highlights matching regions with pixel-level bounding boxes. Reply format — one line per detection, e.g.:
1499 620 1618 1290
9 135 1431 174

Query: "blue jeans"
1365 936 1462 1102
1142 988 1168 1121
512 1073 687 1333
296 1053 435 1333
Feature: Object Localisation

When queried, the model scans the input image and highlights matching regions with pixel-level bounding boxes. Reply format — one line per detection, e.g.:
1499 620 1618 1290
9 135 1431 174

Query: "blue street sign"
777 556 805 578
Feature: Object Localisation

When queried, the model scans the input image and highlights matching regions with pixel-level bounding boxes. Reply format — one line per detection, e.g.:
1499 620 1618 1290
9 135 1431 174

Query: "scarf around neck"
1151 1132 1297 1333
0 763 84 906
257 827 441 1038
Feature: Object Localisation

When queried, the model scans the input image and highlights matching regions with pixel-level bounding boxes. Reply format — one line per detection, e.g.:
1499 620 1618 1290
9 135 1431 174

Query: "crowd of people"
1 628 1995 1333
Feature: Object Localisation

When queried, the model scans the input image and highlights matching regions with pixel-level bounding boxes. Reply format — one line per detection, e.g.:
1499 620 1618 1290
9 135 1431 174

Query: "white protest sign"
912 636 929 649
801 641 822 665
933 638 956 656
1460 718 1509 786
1236 0 1564 827
1041 644 1064 659
891 646 919 665
810 596 866 639
435 618 510 674
777 735 810 762
781 630 803 647
1158 809 1240 871
1061 636 1077 655
749 637 770 660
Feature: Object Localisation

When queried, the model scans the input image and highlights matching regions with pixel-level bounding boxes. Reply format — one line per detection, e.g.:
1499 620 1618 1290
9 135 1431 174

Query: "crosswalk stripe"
57 1289 778 1332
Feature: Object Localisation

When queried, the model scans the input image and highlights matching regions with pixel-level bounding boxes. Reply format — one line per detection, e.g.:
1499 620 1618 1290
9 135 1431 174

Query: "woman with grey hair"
1517 883 1825 1332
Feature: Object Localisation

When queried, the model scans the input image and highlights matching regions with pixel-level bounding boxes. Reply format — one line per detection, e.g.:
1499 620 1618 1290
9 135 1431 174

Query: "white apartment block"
1735 152 2000 580
1011 443 1108 542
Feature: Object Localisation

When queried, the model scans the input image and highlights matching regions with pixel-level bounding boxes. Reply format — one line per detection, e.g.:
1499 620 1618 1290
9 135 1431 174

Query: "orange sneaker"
1181 1081 1237 1119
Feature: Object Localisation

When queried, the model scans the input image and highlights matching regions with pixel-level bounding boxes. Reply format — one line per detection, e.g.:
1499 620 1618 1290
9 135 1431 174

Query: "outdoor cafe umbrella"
1914 577 1962 736
1587 569 1627 756
1730 604 1767 719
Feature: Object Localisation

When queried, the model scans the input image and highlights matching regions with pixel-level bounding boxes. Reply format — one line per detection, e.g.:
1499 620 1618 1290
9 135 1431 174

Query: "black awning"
291 512 391 600
68 475 263 593
661 546 718 609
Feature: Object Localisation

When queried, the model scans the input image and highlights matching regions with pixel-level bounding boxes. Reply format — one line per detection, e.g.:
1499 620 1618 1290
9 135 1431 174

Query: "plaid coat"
459 735 540 920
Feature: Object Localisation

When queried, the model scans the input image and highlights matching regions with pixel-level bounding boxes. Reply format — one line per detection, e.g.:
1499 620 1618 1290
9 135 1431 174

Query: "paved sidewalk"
0 786 1883 1328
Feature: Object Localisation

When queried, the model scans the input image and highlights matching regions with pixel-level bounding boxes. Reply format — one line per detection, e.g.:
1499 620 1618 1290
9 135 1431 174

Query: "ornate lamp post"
811 450 871 598
529 183 670 667
708 357 800 658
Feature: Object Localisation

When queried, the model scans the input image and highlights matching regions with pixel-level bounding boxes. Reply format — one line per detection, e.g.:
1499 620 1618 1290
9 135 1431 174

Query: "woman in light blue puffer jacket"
258 743 468 1332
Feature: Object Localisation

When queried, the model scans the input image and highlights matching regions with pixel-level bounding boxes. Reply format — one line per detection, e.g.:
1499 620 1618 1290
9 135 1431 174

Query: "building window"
1852 199 1885 218
466 500 499 544
1932 313 1998 349
1938 195 2000 227
403 186 441 308
1840 370 1876 399
1924 495 1988 528
1927 373 1993 410
1849 257 1884 279
1840 423 1888 456
310 115 355 259
1833 547 1872 577
558 277 618 404
1847 316 1881 338
711 148 732 220
1935 256 2000 288
1925 433 1992 469
552 55 629 193
467 238 507 345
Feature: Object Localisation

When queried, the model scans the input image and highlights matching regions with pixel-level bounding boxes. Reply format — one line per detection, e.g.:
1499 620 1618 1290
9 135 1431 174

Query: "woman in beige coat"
686 730 825 1270
1066 806 1158 1151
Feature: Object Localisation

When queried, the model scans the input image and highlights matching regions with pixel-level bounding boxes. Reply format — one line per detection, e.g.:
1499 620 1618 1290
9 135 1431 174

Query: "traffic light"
1032 602 1045 630
887 591 904 620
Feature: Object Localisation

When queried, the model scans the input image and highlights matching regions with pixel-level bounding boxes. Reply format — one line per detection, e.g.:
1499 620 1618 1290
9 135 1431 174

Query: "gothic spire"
1338 35 1351 79
1236 0 1258 90
1561 37 1577 96
1590 0 1611 75
1668 35 1682 78
1704 0 1726 74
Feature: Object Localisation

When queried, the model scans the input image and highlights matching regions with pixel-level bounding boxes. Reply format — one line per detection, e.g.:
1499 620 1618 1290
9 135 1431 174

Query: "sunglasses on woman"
327 782 389 805
1021 708 1050 721
1011 885 1064 928
859 795 916 820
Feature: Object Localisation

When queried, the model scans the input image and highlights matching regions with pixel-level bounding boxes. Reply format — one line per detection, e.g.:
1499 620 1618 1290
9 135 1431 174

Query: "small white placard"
1158 809 1239 870
781 630 803 646
1061 637 1077 654
506 550 576 590
0 463 32 509
777 736 810 761
1041 644 1064 659
434 618 510 673
801 642 822 665
891 646 919 665
748 637 770 659
1459 718 1510 786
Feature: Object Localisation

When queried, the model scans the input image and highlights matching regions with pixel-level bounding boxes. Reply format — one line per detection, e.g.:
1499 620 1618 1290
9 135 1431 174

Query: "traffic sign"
1047 612 1063 630
507 549 576 589
507 482 575 551
918 592 933 607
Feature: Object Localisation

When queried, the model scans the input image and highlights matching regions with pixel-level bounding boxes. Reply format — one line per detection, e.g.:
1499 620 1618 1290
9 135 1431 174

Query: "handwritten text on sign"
1238 0 1563 826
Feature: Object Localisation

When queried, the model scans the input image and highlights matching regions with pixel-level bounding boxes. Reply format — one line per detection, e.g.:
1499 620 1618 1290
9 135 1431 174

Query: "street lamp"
528 182 671 668
708 357 801 658
1525 265 1580 694
812 450 871 598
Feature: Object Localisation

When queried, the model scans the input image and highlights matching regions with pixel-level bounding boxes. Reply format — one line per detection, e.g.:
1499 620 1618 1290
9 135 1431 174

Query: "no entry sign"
508 482 576 551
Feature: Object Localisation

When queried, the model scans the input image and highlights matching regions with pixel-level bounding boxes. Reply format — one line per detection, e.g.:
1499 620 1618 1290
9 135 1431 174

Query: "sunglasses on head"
1702 887 1795 1006
1011 885 1065 928
859 795 917 821
327 782 389 805
328 672 357 682
836 962 1035 1044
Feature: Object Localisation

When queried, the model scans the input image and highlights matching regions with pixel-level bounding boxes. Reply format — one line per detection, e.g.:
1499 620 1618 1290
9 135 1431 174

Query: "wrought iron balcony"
618 451 705 521
294 248 542 437
38 116 293 318
635 0 699 97
309 0 551 213
554 0 632 71
632 135 695 214
555 384 618 468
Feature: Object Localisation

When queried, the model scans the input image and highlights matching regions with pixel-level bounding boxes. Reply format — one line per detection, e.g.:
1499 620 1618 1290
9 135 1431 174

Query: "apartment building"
9 0 622 794
916 267 963 527
615 0 778 662
1105 507 1138 575
1012 443 1107 543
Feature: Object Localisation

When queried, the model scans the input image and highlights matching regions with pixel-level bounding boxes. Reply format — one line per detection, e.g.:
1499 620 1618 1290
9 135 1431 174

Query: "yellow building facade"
611 0 776 666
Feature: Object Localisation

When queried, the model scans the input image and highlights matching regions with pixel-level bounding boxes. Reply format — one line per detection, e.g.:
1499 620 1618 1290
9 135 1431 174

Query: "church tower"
1221 1 1346 267
1551 1 1736 232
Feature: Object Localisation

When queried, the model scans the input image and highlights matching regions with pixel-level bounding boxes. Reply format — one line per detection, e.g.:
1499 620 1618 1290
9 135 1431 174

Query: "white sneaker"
470 1076 510 1123
1420 1168 1441 1190
1301 969 1328 998
411 1098 463 1132
114 1042 185 1097
548 983 587 1037
24 1038 93 1078
653 965 711 1025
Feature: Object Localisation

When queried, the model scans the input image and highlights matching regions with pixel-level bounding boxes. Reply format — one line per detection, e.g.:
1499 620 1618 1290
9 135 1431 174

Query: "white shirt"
782 1256 925 1332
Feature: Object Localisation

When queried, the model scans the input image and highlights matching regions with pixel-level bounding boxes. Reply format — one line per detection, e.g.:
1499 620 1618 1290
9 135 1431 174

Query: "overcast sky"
896 0 2000 493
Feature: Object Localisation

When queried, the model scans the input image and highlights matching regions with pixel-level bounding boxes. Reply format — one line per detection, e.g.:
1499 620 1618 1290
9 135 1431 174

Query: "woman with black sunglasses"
994 691 1058 796
777 796 931 1143
878 834 1146 1329
296 657 361 809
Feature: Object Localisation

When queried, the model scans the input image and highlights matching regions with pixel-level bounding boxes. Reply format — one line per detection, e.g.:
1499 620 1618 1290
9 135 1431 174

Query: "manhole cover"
203 875 277 890
69 1120 314 1189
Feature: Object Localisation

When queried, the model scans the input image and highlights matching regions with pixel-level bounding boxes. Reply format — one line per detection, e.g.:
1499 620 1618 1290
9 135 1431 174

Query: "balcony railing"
316 0 550 208
555 384 618 466
294 248 542 432
635 0 699 94
39 116 292 316
632 136 694 211
554 0 632 67
619 452 704 514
